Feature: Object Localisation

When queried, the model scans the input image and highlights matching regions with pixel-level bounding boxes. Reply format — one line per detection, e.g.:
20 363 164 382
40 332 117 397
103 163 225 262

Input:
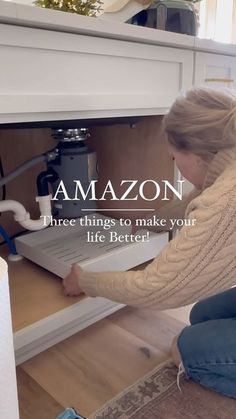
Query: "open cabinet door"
0 257 19 418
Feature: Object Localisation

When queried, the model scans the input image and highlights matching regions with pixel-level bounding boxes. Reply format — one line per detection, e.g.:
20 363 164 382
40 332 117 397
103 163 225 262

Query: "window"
198 0 235 43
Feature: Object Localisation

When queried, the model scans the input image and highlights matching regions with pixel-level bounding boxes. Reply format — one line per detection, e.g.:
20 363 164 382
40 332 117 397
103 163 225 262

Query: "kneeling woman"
63 87 236 398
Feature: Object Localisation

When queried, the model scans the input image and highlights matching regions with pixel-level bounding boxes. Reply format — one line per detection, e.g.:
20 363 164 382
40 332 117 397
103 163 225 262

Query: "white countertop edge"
194 37 236 56
1 2 236 55
0 0 195 49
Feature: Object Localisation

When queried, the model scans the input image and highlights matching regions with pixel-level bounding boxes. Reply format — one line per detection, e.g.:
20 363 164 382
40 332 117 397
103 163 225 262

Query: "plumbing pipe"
0 155 46 188
0 225 22 261
0 225 17 255
0 195 52 231
37 168 59 196
0 150 58 188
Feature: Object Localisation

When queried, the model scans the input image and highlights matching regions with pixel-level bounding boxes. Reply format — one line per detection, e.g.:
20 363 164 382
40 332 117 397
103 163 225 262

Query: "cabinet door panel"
0 23 193 123
194 52 236 89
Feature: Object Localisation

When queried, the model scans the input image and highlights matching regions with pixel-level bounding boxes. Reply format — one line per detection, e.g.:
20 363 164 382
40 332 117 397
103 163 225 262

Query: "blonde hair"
163 87 236 158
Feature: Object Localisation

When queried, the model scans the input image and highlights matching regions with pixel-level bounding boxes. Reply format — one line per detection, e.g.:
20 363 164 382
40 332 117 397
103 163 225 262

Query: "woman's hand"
62 264 84 297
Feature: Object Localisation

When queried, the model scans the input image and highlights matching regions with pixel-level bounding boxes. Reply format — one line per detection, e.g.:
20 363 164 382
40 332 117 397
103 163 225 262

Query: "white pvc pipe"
0 200 27 218
0 195 52 231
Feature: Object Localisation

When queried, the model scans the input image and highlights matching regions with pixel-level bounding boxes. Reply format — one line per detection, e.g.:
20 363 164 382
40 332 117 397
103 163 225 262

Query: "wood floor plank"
4 246 83 332
17 367 63 419
21 317 169 417
108 306 185 353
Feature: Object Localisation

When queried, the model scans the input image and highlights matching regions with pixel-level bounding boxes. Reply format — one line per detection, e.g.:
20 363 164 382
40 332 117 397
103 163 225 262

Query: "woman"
63 87 236 398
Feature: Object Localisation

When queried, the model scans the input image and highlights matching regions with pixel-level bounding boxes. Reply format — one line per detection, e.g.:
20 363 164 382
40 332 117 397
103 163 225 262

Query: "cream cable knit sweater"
79 146 236 309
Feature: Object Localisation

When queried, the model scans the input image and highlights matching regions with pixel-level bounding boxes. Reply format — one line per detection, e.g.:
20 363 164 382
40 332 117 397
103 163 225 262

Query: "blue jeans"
177 288 236 398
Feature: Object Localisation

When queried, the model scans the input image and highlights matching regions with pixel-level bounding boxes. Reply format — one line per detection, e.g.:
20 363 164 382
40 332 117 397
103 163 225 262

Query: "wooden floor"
16 306 185 419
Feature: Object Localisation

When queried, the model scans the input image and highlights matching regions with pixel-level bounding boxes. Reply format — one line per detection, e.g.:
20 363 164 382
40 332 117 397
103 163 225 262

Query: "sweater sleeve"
145 187 201 232
79 185 236 310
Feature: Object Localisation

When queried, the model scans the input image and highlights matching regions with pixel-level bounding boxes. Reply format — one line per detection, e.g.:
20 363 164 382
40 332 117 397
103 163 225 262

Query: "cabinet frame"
0 23 194 124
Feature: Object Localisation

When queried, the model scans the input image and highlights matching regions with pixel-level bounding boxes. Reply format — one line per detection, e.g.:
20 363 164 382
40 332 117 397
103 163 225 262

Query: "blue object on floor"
56 407 86 419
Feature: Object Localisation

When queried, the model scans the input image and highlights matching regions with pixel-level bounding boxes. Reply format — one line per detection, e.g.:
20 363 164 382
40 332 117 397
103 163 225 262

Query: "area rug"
89 359 236 419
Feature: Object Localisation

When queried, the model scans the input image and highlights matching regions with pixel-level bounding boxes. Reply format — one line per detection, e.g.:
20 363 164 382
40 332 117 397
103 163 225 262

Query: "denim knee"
189 300 209 325
190 288 236 325
176 318 236 399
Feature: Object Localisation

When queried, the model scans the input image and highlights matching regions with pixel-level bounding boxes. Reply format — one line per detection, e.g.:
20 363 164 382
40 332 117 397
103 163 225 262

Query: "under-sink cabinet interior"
0 117 174 364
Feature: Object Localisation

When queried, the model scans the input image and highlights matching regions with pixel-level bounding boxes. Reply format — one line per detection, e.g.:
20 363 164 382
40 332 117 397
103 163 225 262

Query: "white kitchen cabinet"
194 51 236 89
0 23 193 124
1 1 236 125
